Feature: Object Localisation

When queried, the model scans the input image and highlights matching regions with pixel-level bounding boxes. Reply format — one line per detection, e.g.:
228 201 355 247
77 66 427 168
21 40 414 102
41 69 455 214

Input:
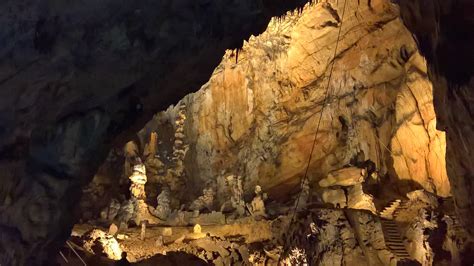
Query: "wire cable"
279 0 349 262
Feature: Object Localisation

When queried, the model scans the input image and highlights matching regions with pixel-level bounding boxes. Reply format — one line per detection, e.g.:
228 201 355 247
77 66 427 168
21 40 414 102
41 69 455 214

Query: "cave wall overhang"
0 0 311 264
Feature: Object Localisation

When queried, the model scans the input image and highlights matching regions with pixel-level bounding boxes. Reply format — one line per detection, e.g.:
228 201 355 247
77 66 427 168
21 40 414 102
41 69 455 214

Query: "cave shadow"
366 174 427 210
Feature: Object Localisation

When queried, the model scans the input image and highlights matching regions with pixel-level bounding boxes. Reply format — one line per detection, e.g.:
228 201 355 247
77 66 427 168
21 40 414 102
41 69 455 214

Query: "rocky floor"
57 192 474 265
58 207 418 265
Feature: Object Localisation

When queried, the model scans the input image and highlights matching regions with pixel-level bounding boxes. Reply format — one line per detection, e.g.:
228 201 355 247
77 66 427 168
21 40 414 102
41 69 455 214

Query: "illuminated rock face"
0 0 312 264
397 0 474 240
154 0 449 198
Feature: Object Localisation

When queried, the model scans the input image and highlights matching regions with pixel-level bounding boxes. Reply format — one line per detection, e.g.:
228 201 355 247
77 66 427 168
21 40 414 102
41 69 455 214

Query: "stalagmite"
190 182 216 212
150 187 172 221
129 164 147 200
140 221 147 241
220 175 246 217
247 185 268 219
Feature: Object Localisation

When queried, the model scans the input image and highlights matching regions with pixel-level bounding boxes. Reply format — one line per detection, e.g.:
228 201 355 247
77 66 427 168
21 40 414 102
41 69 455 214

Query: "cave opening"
1 0 473 265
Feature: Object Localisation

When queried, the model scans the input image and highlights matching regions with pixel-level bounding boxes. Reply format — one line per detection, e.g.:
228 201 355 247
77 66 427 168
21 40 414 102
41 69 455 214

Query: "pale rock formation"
220 175 246 217
143 132 158 162
319 167 366 188
406 190 439 208
398 0 474 237
247 185 268 219
148 0 449 202
155 236 164 247
321 188 347 208
81 229 122 260
140 221 147 240
129 164 147 200
404 208 437 265
189 183 216 212
108 223 118 236
186 224 207 240
442 215 464 265
194 224 202 234
0 0 321 262
124 141 140 178
128 163 162 225
116 199 136 228
346 184 376 214
150 187 172 221
143 132 166 178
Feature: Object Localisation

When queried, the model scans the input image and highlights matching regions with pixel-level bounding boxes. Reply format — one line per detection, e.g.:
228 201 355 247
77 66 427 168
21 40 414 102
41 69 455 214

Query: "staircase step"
386 242 405 246
386 240 404 244
385 236 403 239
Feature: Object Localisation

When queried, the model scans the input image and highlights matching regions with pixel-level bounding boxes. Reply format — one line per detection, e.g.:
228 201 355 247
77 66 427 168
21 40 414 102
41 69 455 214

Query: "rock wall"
397 0 474 241
147 0 449 200
0 0 312 264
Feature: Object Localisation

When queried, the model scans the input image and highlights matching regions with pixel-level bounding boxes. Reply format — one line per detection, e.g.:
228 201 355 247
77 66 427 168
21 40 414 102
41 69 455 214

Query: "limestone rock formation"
147 0 450 202
129 164 147 200
247 185 268 219
220 175 246 217
319 167 366 188
0 0 312 263
397 0 474 242
1 0 473 264
347 184 376 214
81 229 122 260
116 199 136 228
189 182 216 212
100 198 121 222
321 188 347 208
282 209 392 265
150 187 172 221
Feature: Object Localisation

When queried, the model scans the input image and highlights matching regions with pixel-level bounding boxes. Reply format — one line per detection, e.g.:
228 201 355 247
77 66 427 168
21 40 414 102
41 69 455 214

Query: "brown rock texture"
397 0 474 242
0 0 311 264
150 0 449 200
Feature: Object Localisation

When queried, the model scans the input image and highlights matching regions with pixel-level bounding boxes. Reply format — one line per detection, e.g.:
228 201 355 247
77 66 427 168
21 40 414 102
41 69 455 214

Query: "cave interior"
0 0 473 265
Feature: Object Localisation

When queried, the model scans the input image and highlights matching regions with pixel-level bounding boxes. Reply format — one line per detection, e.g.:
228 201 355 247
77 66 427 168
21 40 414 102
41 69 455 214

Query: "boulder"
321 188 347 208
406 190 439 208
319 167 366 188
81 229 122 260
347 184 376 214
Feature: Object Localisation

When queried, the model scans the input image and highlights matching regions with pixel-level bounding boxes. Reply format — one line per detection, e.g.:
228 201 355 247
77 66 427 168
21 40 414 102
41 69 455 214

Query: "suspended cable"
279 0 348 262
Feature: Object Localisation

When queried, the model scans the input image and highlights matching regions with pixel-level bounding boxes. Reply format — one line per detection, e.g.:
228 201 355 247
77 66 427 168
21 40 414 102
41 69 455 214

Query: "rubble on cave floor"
67 186 471 265
73 133 465 265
